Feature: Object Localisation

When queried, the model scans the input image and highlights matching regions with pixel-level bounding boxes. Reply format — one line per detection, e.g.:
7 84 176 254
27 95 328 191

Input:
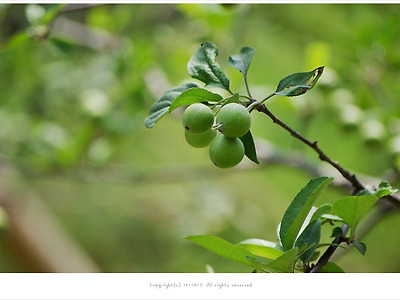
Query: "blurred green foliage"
0 4 399 272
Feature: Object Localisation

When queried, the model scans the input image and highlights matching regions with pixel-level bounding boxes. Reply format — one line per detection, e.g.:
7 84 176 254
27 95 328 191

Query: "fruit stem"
213 123 223 131
247 92 275 113
243 73 252 98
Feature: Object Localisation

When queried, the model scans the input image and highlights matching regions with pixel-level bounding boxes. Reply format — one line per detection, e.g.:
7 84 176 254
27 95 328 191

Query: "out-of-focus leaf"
49 37 76 53
1 32 30 52
26 4 65 26
0 206 9 231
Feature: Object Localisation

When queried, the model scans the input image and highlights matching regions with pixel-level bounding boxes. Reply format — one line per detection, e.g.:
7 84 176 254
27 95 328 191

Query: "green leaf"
239 130 259 164
228 46 256 75
50 37 75 54
1 32 30 53
246 248 298 273
237 239 283 259
352 240 367 255
320 262 345 273
187 41 231 92
356 181 397 198
222 93 240 105
308 251 320 262
295 219 321 263
376 181 398 198
168 87 222 112
310 204 332 223
279 176 333 250
144 83 198 128
320 214 343 222
332 195 379 228
331 226 344 238
184 235 261 270
41 4 66 25
275 66 324 97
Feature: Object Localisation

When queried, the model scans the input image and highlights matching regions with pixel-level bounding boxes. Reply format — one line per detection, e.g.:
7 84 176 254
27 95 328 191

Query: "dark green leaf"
168 87 222 112
246 248 298 273
222 93 240 105
239 130 259 164
275 66 324 97
184 235 261 270
352 240 367 255
332 195 378 228
237 238 283 259
144 83 198 128
310 204 332 223
308 251 320 262
50 37 75 53
228 46 256 75
295 219 321 263
356 181 397 198
187 41 231 92
331 226 344 238
41 4 66 25
320 262 345 273
376 181 398 198
279 176 333 250
1 32 30 53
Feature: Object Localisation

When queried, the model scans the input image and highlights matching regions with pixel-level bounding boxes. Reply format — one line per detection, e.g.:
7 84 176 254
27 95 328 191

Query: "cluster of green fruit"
182 102 251 168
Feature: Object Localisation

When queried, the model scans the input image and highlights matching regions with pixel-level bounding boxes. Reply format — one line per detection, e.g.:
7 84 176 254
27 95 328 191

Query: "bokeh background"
0 3 399 272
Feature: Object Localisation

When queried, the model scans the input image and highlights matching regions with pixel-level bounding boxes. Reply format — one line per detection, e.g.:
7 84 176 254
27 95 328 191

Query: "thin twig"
309 225 349 273
256 103 400 209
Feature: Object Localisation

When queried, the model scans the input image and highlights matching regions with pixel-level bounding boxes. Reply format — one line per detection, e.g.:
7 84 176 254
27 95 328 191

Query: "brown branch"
256 103 400 209
309 225 349 273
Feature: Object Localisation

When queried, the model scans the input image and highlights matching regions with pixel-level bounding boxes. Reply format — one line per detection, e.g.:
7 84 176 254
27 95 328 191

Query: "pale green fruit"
216 103 251 138
209 135 244 168
182 103 214 134
185 129 216 148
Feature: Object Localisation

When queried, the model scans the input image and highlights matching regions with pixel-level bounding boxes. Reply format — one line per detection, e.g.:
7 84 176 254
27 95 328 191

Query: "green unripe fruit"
182 103 214 134
216 103 251 138
185 129 216 148
209 135 245 168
